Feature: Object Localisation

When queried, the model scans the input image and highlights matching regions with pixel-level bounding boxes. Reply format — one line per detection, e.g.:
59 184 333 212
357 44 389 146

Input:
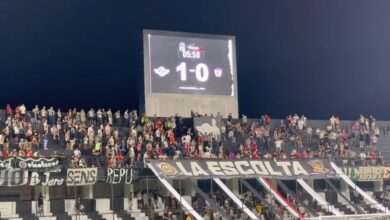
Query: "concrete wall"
145 93 238 118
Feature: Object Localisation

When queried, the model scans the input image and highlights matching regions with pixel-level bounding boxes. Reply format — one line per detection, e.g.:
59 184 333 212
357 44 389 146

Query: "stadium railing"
303 213 390 220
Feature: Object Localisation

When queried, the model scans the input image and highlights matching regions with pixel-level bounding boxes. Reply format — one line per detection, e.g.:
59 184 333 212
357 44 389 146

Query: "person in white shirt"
301 115 307 128
359 115 365 128
108 136 115 147
105 124 111 137
32 105 39 123
143 152 149 168
184 134 191 144
74 148 81 158
124 110 129 127
372 135 378 150
306 126 313 142
359 150 366 166
13 124 20 137
228 129 234 140
88 109 95 125
0 133 4 146
97 109 103 126
115 110 121 126
329 131 337 145
374 127 380 137
20 104 26 118
43 120 49 134
41 107 47 120
48 107 55 125
107 109 113 125
330 115 336 129
297 119 304 131
275 138 283 154
50 125 59 142
293 114 299 125
57 109 62 121
80 109 86 123
242 114 248 125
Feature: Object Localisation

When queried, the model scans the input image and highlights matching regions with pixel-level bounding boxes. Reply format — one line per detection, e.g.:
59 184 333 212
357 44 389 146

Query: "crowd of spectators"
1 104 388 219
0 104 387 169
220 113 385 166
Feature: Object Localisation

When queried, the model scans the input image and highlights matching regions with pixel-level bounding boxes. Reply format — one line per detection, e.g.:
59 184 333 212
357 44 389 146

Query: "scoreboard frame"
142 29 239 118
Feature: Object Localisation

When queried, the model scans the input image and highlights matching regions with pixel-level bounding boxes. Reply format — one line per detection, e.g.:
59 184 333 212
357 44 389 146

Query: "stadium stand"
1 104 390 219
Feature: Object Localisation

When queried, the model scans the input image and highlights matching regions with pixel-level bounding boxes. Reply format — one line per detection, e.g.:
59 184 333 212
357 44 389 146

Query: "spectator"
275 138 283 154
43 132 49 150
37 192 44 216
6 104 12 117
359 150 367 166
76 197 85 214
371 151 377 166
0 103 385 173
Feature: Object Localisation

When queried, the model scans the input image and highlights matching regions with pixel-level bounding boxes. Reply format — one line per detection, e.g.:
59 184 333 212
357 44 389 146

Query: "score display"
145 31 237 96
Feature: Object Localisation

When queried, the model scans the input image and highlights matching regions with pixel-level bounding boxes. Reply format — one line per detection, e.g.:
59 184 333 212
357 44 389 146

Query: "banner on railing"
29 170 65 186
147 159 336 179
0 167 139 187
194 116 223 141
66 168 98 186
0 168 29 187
105 168 139 184
0 158 60 172
342 166 390 181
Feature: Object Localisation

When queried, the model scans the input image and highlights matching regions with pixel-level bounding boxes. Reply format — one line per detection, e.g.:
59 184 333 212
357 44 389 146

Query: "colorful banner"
0 157 59 172
66 168 98 186
147 159 336 179
342 166 390 181
257 177 303 219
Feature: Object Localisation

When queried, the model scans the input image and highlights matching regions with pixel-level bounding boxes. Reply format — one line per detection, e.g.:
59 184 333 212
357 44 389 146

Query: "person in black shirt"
76 197 85 214
38 192 44 216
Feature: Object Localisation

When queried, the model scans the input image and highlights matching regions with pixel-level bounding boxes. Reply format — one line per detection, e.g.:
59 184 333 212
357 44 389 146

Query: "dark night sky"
1 0 390 120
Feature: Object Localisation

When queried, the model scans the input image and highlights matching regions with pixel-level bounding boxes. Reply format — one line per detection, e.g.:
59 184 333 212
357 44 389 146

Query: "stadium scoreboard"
142 30 238 117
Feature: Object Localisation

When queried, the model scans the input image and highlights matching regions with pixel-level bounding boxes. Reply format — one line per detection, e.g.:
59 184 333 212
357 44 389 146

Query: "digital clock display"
145 31 237 97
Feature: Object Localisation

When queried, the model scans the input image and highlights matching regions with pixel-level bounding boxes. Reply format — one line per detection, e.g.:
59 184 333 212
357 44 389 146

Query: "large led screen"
144 30 237 97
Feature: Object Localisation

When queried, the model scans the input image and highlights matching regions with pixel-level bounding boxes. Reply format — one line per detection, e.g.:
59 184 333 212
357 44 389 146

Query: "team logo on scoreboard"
214 67 223 78
154 66 170 77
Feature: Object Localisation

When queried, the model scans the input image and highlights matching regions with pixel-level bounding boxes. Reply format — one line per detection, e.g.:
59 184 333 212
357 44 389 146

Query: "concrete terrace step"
100 213 123 220
38 217 57 220
133 216 148 220
70 214 90 220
